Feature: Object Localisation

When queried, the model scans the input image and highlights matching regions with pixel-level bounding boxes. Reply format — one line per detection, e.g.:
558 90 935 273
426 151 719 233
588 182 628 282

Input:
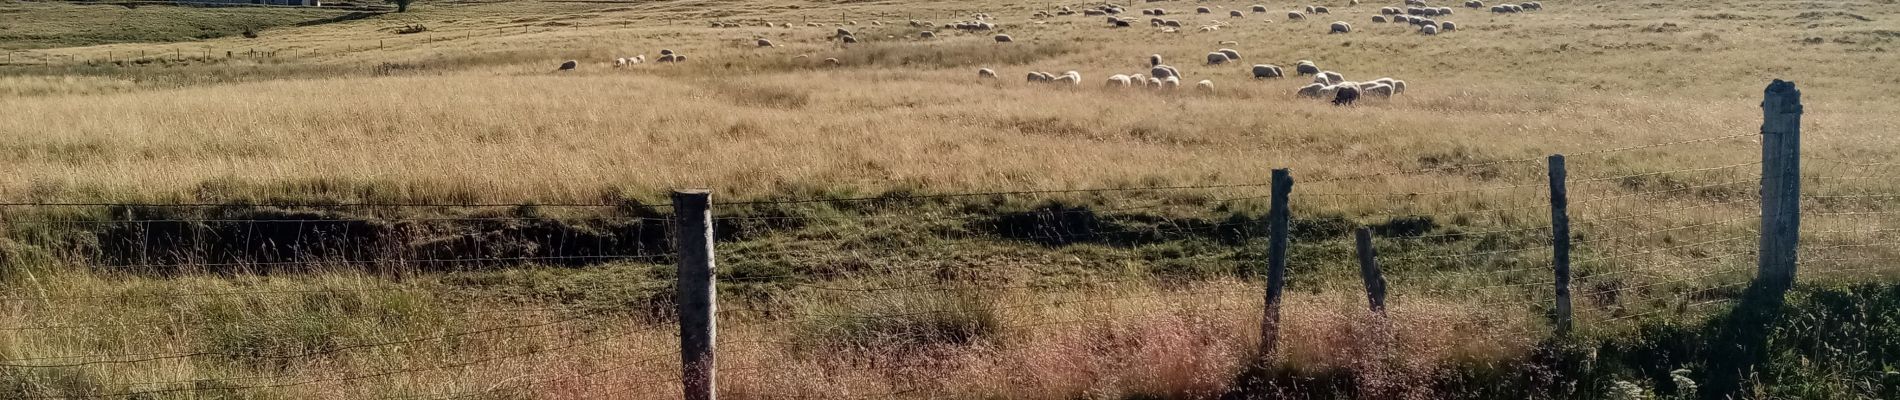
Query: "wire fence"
0 81 1890 398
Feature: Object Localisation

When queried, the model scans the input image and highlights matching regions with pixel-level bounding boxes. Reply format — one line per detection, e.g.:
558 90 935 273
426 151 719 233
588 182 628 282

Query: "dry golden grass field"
1 0 1899 398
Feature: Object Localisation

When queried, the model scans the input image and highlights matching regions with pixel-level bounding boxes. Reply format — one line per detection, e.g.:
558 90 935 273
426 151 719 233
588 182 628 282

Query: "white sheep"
1372 15 1387 23
1320 71 1345 84
1217 48 1241 60
1252 64 1284 78
1295 63 1320 76
1197 6 1211 13
1162 76 1181 89
824 57 840 65
1251 4 1268 12
1465 0 1484 8
1027 71 1051 83
1206 52 1230 65
1441 21 1457 31
614 58 628 67
1287 11 1305 20
1231 10 1244 17
920 31 936 38
757 39 775 47
1329 21 1351 33
979 68 997 78
557 60 578 71
1314 6 1329 14
836 28 854 37
1296 83 1326 98
1150 54 1164 67
994 34 1014 43
660 49 675 56
1131 73 1147 83
1054 72 1081 85
1107 74 1134 86
1196 79 1215 92
1304 5 1316 13
1150 64 1178 79
1148 77 1164 88
1392 80 1407 93
1363 83 1395 97
1421 25 1439 34
841 35 859 44
1163 19 1183 27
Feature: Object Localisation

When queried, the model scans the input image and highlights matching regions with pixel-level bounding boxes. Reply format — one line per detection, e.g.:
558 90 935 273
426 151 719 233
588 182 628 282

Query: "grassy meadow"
1 0 1898 398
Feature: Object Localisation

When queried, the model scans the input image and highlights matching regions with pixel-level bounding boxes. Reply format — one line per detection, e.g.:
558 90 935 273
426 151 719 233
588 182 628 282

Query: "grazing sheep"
1363 83 1395 97
1131 73 1147 83
841 35 859 44
1440 21 1457 31
673 55 688 62
1113 19 1132 27
1231 10 1244 17
1373 15 1387 23
1295 63 1320 75
1465 0 1484 8
1107 74 1134 86
1027 72 1052 83
1142 9 1155 15
1218 48 1241 60
1153 8 1166 15
660 49 675 56
1394 15 1411 23
1151 64 1178 79
1320 71 1345 84
1332 85 1361 105
1252 4 1268 12
557 60 578 71
1252 64 1284 78
1198 25 1219 32
1380 7 1398 14
1150 54 1164 67
1197 6 1211 14
1522 2 1541 10
994 34 1014 43
1296 83 1327 98
1314 6 1329 14
757 39 775 47
614 58 628 67
1163 19 1183 27
1421 24 1439 34
824 57 840 65
1054 72 1081 85
920 31 936 38
836 28 854 37
1288 11 1305 20
1148 77 1164 88
1304 5 1316 13
1162 76 1181 89
1330 21 1351 33
1392 80 1407 93
1196 79 1215 92
632 55 645 64
1206 52 1230 65
979 68 997 78
1438 7 1454 15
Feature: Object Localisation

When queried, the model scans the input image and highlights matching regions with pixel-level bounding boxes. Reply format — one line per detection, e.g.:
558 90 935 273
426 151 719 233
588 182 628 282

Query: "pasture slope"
0 0 1897 398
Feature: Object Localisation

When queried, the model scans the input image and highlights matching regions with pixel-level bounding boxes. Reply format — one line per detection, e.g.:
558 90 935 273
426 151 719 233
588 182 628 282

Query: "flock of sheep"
550 0 1554 104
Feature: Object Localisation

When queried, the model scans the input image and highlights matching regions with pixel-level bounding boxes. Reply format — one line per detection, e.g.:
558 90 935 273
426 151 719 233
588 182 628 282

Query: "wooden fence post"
673 190 717 400
1548 154 1573 336
1259 169 1293 362
1355 227 1386 313
1759 80 1803 292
